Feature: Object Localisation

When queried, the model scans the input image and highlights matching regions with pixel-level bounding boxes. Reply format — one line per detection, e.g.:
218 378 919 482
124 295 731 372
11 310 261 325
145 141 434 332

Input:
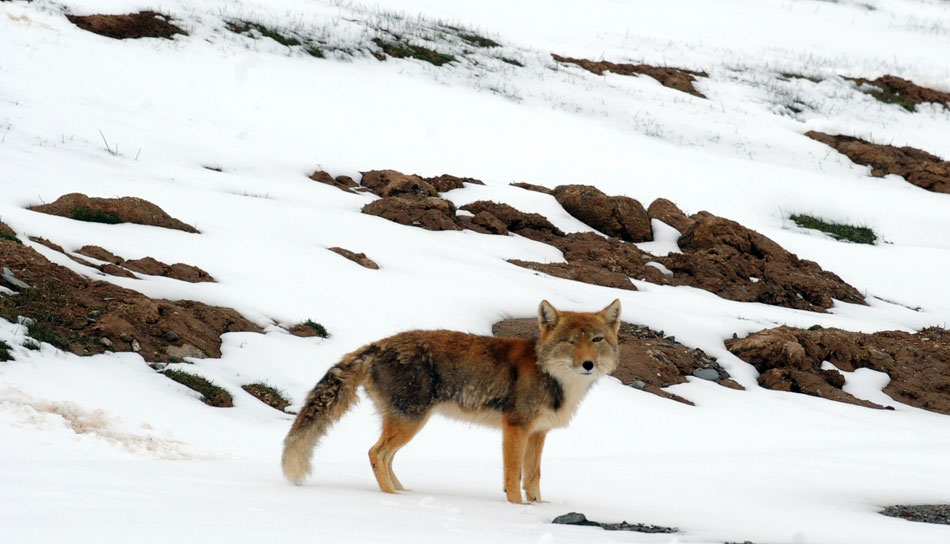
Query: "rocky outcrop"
805 131 950 194
726 326 950 414
552 54 707 98
29 193 199 233
459 201 564 240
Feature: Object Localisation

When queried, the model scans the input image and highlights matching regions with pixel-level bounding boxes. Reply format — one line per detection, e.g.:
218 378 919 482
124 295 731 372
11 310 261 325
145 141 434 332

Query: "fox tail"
281 347 374 484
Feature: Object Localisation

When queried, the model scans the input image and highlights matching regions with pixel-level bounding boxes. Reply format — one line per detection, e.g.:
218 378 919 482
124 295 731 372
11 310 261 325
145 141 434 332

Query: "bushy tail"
281 348 373 484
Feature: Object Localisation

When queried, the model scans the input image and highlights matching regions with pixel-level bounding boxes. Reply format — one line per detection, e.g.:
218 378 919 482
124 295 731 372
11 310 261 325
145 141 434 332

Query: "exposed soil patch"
328 247 379 270
881 505 950 526
289 320 329 338
0 235 259 363
362 196 462 231
805 131 950 194
494 317 739 405
163 369 233 407
552 54 707 98
845 75 950 111
30 193 199 233
310 170 361 194
509 182 553 195
658 210 865 312
726 326 950 414
67 11 185 40
553 184 652 242
458 201 564 239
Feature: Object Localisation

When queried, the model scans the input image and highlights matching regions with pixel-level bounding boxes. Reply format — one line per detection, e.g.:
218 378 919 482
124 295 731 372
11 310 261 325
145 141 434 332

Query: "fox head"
535 299 621 379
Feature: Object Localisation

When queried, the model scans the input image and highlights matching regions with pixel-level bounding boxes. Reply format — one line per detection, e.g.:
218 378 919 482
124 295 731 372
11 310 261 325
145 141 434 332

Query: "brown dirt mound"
362 196 461 231
360 170 438 199
552 54 707 98
310 171 360 194
805 131 950 194
242 383 291 412
658 210 865 312
425 174 485 192
328 247 379 270
0 234 259 363
30 193 199 233
726 325 950 414
509 182 553 195
846 75 950 110
69 245 212 283
494 317 740 405
647 198 692 233
553 184 652 242
459 201 565 240
66 11 186 40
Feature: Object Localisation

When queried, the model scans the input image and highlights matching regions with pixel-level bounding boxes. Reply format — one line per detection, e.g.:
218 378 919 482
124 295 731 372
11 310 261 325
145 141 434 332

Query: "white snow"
2 0 950 542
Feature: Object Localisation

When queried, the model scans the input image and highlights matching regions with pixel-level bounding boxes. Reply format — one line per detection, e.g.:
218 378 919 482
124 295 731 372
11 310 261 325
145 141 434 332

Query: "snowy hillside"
2 0 950 542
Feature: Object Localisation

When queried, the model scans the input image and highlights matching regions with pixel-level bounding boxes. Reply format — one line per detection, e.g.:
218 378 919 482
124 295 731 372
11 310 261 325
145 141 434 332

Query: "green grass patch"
23 338 41 351
0 232 22 244
227 20 302 47
780 72 822 83
163 369 233 407
372 37 456 66
0 339 12 362
303 319 328 337
457 32 499 48
790 214 877 244
71 206 123 224
242 382 291 411
499 57 524 67
807 324 824 331
866 87 916 112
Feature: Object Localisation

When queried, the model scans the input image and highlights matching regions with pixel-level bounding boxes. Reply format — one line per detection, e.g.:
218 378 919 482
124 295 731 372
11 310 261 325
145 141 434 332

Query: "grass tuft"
23 339 40 351
866 87 916 112
499 57 524 67
227 20 302 47
790 214 877 244
0 339 12 362
457 32 499 48
1 232 23 244
163 369 233 407
242 382 291 411
303 319 329 337
372 37 456 66
71 206 123 224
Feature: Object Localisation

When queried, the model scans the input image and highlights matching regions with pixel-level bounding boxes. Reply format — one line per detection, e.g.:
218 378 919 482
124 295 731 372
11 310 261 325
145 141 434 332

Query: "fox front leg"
502 419 528 504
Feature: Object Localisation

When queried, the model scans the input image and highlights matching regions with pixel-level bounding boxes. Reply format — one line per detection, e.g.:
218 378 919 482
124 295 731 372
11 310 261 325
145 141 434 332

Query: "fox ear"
600 299 622 333
538 300 559 333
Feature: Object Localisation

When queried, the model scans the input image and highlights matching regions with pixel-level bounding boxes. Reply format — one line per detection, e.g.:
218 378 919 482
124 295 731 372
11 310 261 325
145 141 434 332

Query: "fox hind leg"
369 414 426 493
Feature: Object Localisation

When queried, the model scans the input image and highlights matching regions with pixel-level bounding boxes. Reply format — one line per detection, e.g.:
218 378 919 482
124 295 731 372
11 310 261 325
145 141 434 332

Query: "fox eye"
592 336 604 343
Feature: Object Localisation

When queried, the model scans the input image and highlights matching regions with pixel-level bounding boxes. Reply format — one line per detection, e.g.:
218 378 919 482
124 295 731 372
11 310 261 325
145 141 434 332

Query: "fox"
281 299 621 504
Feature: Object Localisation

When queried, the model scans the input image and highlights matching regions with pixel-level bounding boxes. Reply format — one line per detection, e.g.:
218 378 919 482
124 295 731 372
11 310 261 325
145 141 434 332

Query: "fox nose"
582 360 594 371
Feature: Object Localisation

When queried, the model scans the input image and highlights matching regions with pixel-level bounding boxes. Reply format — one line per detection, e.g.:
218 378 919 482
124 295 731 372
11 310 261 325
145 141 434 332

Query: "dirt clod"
329 247 379 270
30 193 199 233
805 131 950 194
553 184 652 242
726 326 950 414
552 54 707 98
67 11 186 40
362 196 461 231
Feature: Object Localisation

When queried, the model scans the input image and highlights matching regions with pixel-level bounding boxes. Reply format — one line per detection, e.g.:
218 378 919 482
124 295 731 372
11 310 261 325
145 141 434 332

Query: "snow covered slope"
2 0 950 542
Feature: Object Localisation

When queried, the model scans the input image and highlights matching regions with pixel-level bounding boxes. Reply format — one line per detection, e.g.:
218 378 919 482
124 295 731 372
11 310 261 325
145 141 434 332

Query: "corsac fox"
281 299 621 503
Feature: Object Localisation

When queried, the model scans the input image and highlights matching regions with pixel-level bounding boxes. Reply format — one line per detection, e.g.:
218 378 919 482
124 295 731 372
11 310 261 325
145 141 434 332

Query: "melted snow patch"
1 388 197 460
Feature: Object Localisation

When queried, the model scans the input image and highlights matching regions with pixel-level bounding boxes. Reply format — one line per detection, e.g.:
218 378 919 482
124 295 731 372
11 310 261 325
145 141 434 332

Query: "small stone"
630 380 646 390
2 267 31 290
120 334 134 343
131 339 141 352
99 337 113 348
163 331 180 342
693 368 720 381
552 512 594 526
732 332 738 339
